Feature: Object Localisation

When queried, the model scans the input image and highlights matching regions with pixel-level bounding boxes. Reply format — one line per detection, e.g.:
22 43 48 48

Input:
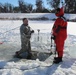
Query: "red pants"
55 37 65 57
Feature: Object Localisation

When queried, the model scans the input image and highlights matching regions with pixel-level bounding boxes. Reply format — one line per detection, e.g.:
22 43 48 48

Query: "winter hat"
55 7 64 17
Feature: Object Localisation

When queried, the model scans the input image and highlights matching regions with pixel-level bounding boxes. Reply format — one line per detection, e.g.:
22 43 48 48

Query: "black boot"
27 53 32 59
53 57 62 64
14 54 22 58
15 51 23 58
54 57 58 60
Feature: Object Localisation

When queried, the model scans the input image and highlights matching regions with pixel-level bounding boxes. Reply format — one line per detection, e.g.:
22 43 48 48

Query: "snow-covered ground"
0 13 76 75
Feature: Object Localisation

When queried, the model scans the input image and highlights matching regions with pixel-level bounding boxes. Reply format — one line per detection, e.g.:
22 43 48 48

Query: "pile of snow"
0 13 76 20
0 58 76 75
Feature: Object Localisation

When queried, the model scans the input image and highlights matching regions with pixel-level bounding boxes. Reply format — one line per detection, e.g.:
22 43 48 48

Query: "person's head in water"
23 18 28 25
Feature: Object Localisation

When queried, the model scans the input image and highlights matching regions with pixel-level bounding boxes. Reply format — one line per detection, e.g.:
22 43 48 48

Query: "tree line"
47 0 76 13
0 0 76 13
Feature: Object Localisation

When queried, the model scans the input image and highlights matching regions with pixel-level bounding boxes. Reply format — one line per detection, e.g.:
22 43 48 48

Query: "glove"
31 30 34 33
51 35 56 40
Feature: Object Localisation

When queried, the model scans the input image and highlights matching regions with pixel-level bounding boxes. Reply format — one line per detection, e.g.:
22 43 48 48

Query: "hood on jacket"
55 7 64 17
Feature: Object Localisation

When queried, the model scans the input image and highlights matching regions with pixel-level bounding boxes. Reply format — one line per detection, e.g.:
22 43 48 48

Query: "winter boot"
14 53 22 58
15 51 22 58
54 57 58 60
53 57 62 64
27 53 32 59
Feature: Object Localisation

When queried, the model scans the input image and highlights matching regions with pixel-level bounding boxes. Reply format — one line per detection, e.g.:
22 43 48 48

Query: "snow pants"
19 35 31 54
55 36 66 57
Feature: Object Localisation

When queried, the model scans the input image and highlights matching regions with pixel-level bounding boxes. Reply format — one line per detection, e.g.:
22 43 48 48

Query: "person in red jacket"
51 7 67 64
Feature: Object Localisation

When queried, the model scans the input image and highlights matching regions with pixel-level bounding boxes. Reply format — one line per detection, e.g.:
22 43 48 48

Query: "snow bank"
0 13 76 20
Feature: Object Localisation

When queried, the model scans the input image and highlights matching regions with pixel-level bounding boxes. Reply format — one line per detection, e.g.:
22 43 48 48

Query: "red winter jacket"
52 7 67 40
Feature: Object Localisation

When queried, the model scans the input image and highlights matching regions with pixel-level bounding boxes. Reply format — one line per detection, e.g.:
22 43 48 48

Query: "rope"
0 26 20 44
0 27 51 44
0 26 20 35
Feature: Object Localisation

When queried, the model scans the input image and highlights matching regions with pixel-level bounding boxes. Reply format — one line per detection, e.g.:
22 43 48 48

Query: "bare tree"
18 0 27 13
27 4 33 13
18 0 33 13
13 6 20 13
65 0 76 13
47 0 60 9
36 0 44 12
0 3 4 13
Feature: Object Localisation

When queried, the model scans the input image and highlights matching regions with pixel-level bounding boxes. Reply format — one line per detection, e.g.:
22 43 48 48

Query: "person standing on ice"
51 6 67 64
15 18 34 59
